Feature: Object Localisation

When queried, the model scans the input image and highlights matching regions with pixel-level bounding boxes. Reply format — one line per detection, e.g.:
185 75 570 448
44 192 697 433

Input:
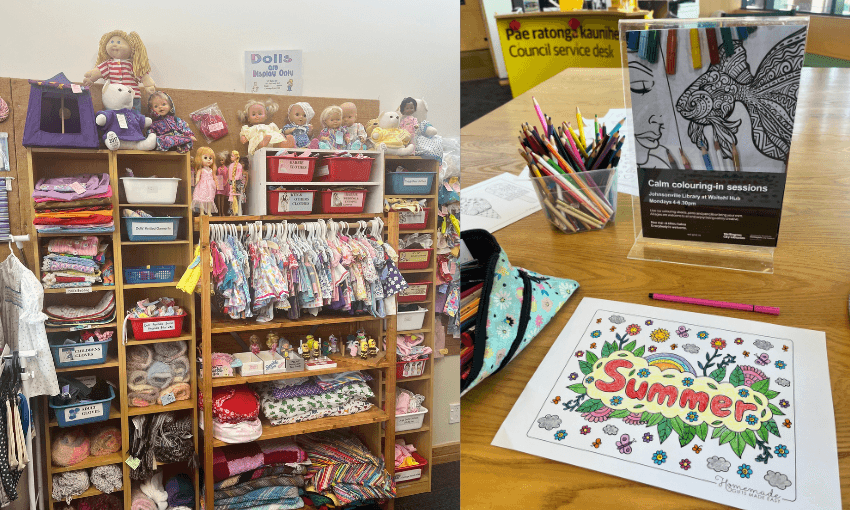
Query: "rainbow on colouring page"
527 309 796 502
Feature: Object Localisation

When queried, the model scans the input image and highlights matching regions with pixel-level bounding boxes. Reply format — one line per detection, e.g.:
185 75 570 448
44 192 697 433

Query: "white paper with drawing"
493 298 840 510
460 172 541 233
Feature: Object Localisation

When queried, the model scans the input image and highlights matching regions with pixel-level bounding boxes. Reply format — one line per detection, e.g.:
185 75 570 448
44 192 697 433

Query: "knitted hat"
51 429 90 467
146 362 173 389
165 474 194 508
90 465 123 494
52 470 90 504
289 102 314 123
211 385 260 423
89 426 121 456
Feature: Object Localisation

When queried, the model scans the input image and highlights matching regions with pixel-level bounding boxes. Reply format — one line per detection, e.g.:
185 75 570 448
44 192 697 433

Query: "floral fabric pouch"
460 229 579 396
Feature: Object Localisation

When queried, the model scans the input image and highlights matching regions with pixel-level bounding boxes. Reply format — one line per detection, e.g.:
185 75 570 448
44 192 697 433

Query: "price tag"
116 113 128 129
71 84 82 94
208 121 224 132
125 456 141 470
160 392 176 406
70 182 86 194
66 287 92 294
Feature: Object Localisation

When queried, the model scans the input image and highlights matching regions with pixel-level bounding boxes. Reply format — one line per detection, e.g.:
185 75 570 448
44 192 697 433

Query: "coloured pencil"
594 115 600 144
737 26 749 41
666 147 680 170
532 97 547 133
699 141 714 170
731 144 741 172
576 107 586 149
679 147 692 170
689 28 702 69
719 27 734 57
638 30 650 59
608 117 627 137
705 28 720 65
713 139 726 172
666 29 677 75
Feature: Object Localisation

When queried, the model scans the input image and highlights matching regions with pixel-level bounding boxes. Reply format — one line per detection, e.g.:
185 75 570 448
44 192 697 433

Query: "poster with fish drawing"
493 298 841 510
626 24 807 173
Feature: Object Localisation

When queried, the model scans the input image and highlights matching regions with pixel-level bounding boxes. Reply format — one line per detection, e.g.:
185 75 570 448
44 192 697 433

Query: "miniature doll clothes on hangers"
148 92 196 153
83 30 155 113
281 102 314 148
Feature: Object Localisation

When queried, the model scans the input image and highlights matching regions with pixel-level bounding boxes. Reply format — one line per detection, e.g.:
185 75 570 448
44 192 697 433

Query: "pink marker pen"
649 293 780 316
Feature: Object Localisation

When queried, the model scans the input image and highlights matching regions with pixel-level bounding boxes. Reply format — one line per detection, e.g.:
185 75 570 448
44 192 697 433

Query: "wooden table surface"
460 67 850 509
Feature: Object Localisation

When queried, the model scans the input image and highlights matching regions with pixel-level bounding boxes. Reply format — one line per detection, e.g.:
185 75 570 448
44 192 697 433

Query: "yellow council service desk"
496 10 650 97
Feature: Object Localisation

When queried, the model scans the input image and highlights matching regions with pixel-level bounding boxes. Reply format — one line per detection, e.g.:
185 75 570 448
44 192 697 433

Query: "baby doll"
215 151 230 216
310 105 348 150
341 102 367 150
228 150 245 216
398 97 419 141
237 99 295 156
148 91 196 153
83 30 155 113
192 147 218 216
281 102 314 148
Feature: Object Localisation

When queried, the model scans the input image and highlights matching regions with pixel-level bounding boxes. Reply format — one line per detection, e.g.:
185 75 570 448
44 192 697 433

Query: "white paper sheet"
595 108 639 196
460 172 541 233
493 298 841 510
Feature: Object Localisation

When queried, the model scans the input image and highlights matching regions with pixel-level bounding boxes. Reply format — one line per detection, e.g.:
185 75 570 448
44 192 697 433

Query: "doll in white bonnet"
282 102 314 148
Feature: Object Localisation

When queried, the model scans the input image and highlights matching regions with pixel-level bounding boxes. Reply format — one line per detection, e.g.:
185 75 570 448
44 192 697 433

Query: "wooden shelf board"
397 328 431 335
389 424 430 435
126 333 193 345
37 231 115 238
46 322 118 333
396 474 432 498
115 150 188 158
397 373 431 383
211 355 391 387
121 240 191 245
385 195 435 200
52 452 123 473
122 281 178 289
126 398 194 416
213 408 389 447
399 267 434 274
50 406 120 427
209 313 379 334
55 354 119 373
265 181 382 187
52 485 124 503
119 203 189 208
43 285 115 294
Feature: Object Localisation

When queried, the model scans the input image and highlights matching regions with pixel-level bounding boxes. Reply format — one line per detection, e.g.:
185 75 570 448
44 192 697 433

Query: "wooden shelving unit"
196 213 399 510
27 148 198 510
384 155 439 498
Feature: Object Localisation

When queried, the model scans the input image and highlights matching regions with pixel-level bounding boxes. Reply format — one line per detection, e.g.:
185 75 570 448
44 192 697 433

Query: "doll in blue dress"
282 102 314 148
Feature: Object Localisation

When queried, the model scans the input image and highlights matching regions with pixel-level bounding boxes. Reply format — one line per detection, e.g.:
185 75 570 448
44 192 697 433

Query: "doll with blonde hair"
83 30 155 112
341 102 367 150
215 150 231 215
192 147 218 216
309 105 348 150
228 150 246 216
238 99 295 156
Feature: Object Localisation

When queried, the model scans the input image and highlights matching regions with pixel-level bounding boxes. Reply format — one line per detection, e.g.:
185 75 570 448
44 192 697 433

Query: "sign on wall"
244 50 303 95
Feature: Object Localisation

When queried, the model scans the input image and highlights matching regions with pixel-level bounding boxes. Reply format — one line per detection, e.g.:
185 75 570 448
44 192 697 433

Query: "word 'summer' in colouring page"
493 298 840 510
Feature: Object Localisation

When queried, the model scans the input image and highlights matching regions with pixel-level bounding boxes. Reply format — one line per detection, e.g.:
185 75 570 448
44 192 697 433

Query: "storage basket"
124 265 176 285
128 314 185 340
398 281 430 303
49 385 115 427
316 156 373 182
386 172 436 195
123 217 181 242
396 407 428 432
50 338 111 368
268 189 316 215
397 307 427 331
120 177 180 204
394 451 428 483
398 208 429 230
396 357 428 379
398 248 432 270
319 189 368 214
266 154 318 182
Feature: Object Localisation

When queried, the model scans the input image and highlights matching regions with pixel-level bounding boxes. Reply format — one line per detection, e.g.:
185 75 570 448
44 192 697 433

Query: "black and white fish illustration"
676 27 807 163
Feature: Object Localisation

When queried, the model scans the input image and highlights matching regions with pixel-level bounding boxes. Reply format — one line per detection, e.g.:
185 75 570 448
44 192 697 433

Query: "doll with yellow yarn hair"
83 30 155 113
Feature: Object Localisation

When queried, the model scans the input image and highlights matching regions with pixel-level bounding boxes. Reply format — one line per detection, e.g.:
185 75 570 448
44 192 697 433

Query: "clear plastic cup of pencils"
528 168 618 233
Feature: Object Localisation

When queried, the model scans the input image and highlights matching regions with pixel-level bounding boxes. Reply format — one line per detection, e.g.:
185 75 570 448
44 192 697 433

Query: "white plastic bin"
396 407 428 431
397 307 428 331
121 177 180 204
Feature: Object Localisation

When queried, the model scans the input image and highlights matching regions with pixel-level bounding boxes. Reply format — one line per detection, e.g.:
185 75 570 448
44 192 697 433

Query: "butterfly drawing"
676 326 690 338
591 438 602 448
552 396 561 404
616 434 636 454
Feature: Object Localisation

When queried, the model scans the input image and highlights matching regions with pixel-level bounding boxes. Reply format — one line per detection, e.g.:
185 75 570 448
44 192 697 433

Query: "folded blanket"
200 415 262 444
213 473 306 501
257 381 374 423
314 371 372 392
269 379 323 400
130 488 156 510
212 438 307 482
128 389 158 407
33 174 111 201
34 196 113 210
128 371 154 392
213 464 308 491
199 385 259 424
45 253 99 266
165 473 194 509
127 345 154 371
212 486 300 510
146 361 173 389
46 292 115 322
267 399 373 427
159 382 190 402
153 341 187 362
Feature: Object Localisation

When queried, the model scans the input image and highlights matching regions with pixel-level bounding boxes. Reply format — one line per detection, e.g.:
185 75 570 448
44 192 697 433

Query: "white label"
401 285 427 297
160 392 176 406
66 287 92 294
70 182 86 194
278 160 310 175
58 344 103 362
395 468 422 483
403 177 428 187
316 165 329 177
71 84 82 94
78 375 97 388
131 222 174 236
330 192 364 208
116 113 128 130
399 211 425 224
64 403 103 422
211 365 231 377
142 320 175 333
208 121 224 132
277 192 313 212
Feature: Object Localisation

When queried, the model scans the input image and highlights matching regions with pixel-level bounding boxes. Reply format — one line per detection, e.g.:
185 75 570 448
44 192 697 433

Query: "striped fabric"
0 179 9 240
96 59 143 97
213 474 305 500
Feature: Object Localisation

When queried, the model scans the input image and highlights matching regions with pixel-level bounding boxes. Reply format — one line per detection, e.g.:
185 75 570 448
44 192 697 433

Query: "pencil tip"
648 293 653 298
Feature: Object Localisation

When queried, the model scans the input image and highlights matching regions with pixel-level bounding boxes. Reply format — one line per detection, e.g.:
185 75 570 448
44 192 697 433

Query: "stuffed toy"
364 118 380 148
410 98 442 161
95 82 156 151
83 30 155 113
370 111 414 156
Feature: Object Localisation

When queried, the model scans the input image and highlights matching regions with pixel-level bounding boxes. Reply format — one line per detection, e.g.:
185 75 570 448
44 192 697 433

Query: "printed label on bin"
64 403 104 422
142 320 175 333
316 165 329 176
395 470 421 482
211 365 231 377
160 392 176 406
399 211 424 224
401 251 429 263
59 344 103 362
331 192 364 208
401 285 427 296
66 287 92 294
131 222 174 236
278 192 313 212
403 177 428 187
277 160 310 175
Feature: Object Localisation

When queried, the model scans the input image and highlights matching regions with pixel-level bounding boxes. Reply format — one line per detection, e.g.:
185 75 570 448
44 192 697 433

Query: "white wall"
432 356 460 446
0 0 460 138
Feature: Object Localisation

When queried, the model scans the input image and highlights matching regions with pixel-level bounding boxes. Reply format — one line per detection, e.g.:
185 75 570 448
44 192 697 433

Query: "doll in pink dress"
398 97 419 143
215 151 230 216
310 105 348 150
192 147 218 216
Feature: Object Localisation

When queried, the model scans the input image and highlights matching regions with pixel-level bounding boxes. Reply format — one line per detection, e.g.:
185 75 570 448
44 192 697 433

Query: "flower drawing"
697 331 709 340
692 444 702 454
610 326 616 332
779 399 789 408
774 445 789 457
682 377 694 387
650 328 671 343
569 372 578 381
645 320 654 326
580 425 591 435
680 459 692 470
737 464 753 479
535 315 544 328
711 338 727 350
638 368 650 378
746 414 758 425
671 344 678 350
585 376 595 383
686 411 699 423
610 396 623 406
775 360 787 369
591 330 602 338
648 346 657 353
626 324 642 336
575 351 584 358
783 345 789 352
555 430 567 441
743 351 750 357
739 389 749 398
652 450 667 465
734 338 744 345
642 432 653 443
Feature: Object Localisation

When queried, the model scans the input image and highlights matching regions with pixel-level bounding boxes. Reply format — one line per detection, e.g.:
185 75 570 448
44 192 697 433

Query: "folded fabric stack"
130 472 168 510
165 473 194 510
298 430 396 506
42 236 114 289
126 297 185 319
395 387 426 416
252 371 374 426
203 438 309 510
394 439 419 469
128 413 195 481
126 342 191 407
396 333 431 362
45 292 116 328
33 173 114 234
198 384 262 444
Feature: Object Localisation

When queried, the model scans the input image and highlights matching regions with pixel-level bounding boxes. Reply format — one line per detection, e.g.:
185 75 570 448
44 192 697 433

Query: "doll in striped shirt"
83 30 155 113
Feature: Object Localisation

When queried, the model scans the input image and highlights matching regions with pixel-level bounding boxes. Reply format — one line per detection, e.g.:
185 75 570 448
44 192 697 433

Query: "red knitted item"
198 384 259 424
